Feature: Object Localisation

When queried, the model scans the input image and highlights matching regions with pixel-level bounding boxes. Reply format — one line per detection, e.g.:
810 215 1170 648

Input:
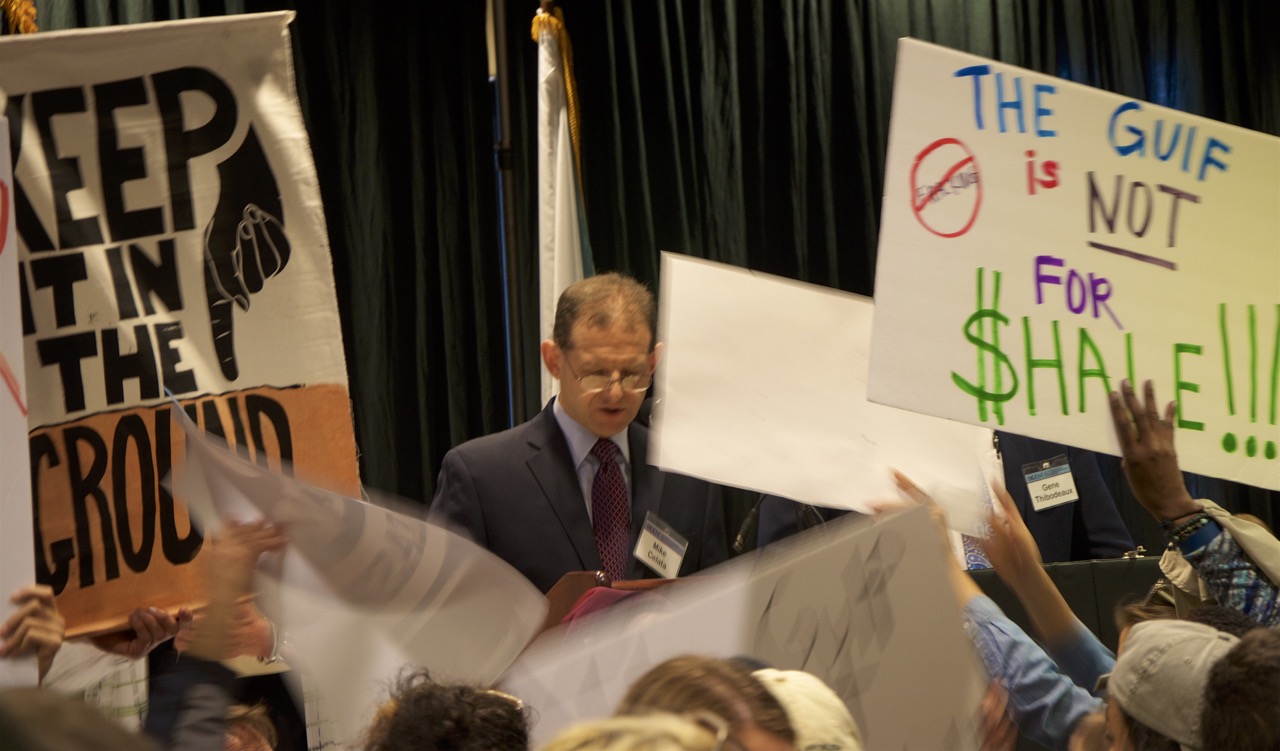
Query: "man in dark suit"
430 273 728 593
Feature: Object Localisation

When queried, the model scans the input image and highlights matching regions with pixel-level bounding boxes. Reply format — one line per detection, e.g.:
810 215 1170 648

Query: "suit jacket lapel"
627 422 665 579
526 407 603 572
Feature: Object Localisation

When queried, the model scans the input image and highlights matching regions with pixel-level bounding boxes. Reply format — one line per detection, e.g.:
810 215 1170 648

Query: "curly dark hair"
362 669 530 751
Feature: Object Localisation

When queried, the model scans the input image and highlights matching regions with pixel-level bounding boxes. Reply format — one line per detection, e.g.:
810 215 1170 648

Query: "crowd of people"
2 273 1279 751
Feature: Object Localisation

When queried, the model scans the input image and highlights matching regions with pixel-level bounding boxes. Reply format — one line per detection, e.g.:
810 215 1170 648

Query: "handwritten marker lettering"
955 65 1058 137
1108 102 1232 182
951 268 1018 424
1219 304 1280 461
1033 255 1122 330
1026 150 1060 195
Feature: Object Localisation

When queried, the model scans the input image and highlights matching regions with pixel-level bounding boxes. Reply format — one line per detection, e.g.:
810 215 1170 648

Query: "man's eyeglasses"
562 354 652 393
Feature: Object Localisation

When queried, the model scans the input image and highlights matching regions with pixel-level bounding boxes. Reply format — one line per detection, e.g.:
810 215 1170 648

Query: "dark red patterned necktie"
590 438 631 582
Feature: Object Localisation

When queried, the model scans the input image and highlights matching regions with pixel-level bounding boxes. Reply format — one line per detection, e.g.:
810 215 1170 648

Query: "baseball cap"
753 669 863 751
1101 620 1239 750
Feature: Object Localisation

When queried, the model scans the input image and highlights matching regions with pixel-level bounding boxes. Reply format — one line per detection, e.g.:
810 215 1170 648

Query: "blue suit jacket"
430 401 728 593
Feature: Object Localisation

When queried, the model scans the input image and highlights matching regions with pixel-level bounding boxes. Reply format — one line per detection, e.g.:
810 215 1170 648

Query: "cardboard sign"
176 413 548 747
870 39 1280 490
0 13 361 634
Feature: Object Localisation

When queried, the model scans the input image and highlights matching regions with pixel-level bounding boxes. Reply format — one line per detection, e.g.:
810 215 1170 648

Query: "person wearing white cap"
751 669 864 751
1098 619 1238 751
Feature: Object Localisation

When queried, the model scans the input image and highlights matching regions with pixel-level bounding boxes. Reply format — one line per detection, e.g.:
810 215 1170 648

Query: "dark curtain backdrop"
27 1 1280 544
502 0 1280 549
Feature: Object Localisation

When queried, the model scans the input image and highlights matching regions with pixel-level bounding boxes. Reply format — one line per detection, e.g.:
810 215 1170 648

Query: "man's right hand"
1108 379 1199 522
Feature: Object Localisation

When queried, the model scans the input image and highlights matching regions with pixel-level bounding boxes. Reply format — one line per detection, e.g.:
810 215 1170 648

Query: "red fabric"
561 586 641 625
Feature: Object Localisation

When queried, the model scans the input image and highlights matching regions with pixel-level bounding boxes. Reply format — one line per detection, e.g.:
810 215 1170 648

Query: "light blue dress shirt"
553 399 631 522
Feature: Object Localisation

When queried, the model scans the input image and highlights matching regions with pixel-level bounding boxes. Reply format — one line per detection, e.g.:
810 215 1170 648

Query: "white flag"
534 8 591 405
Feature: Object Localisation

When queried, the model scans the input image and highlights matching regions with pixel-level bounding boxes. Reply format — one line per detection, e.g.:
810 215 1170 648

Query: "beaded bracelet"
1167 513 1211 545
1159 509 1203 532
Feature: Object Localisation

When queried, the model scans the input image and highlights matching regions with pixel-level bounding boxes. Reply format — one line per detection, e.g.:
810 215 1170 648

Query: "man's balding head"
553 273 657 352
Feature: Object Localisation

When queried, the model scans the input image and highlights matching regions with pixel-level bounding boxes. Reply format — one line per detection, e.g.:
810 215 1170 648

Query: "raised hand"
980 485 1044 595
890 469 951 551
174 601 274 660
185 519 287 662
1107 380 1198 522
203 124 291 381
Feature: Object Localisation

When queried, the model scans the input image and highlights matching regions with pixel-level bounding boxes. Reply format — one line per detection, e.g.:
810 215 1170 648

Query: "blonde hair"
539 713 719 751
226 703 277 750
616 656 794 743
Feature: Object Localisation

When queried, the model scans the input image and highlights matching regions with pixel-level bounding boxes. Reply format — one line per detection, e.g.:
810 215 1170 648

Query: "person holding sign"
40 603 190 733
430 273 727 593
891 472 1107 751
1109 380 1280 627
0 585 64 684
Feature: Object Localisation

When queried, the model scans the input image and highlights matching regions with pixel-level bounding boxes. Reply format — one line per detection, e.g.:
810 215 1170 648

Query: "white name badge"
1022 455 1080 512
633 511 689 579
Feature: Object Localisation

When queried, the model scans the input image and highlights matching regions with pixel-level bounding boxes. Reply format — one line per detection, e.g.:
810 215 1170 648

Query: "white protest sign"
0 116 38 687
502 506 987 750
175 415 548 747
870 39 1280 490
652 252 991 533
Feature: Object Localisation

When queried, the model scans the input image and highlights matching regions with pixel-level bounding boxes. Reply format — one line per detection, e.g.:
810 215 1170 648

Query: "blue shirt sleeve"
1044 622 1115 694
962 596 1103 751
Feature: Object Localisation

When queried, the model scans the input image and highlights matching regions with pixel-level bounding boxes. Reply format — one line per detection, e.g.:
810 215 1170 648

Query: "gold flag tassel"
531 4 585 193
0 0 38 33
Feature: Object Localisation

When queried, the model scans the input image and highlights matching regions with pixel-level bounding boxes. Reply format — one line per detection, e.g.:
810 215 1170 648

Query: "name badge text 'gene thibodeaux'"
1023 455 1080 511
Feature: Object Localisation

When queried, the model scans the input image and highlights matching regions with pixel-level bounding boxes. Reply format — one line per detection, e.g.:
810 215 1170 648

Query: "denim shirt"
962 595 1109 750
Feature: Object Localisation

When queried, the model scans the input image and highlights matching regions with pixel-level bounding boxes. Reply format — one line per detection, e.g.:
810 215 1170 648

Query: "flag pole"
491 0 527 425
532 1 593 406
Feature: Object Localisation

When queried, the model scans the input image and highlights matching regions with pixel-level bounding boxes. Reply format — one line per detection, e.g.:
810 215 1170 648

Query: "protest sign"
870 39 1280 490
652 252 991 533
502 506 987 749
0 116 39 687
0 13 360 635
175 411 548 748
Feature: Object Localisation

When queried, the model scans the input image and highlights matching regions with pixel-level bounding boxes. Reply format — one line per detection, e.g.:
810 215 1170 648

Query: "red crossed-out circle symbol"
909 138 982 238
